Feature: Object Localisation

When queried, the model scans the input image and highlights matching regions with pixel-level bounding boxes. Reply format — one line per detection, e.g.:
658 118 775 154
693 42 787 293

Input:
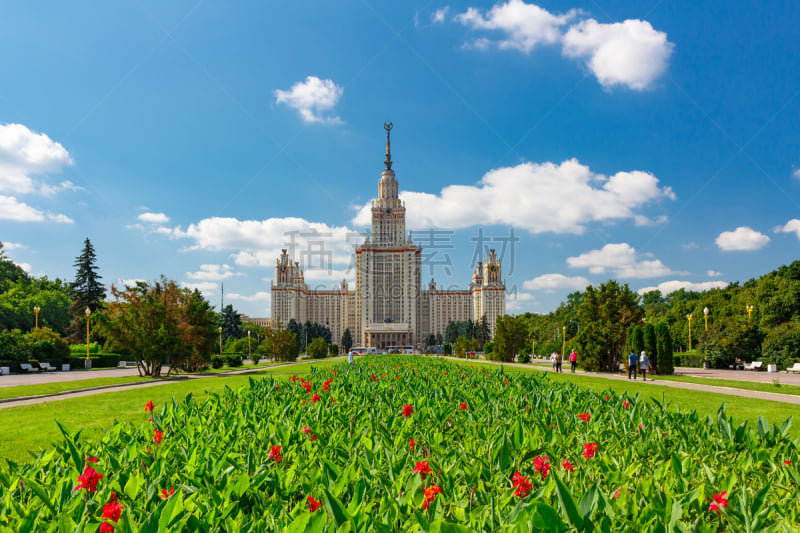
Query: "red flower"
561 459 574 472
613 490 620 499
605 395 610 401
311 394 321 403
144 400 154 413
269 445 283 463
577 413 591 423
312 434 317 441
290 376 297 382
371 375 377 380
422 485 441 509
582 442 599 459
511 472 532 497
86 456 98 463
302 425 312 434
153 429 164 445
533 456 551 479
623 400 630 410
303 382 312 393
409 438 416 451
99 498 123 532
160 486 175 499
413 460 433 480
402 404 413 417
708 491 728 514
308 495 322 513
785 460 792 465
460 403 468 410
74 465 103 493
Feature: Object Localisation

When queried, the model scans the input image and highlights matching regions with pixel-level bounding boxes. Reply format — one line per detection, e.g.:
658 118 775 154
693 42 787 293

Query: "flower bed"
0 356 797 531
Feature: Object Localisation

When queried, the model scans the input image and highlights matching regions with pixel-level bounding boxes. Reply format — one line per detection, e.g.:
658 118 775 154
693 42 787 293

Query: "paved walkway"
0 366 142 388
0 358 344 410
466 358 800 405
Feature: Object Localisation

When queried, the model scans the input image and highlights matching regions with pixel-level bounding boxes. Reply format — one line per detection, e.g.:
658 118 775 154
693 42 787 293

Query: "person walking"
555 351 563 373
569 349 577 373
348 350 354 366
639 350 650 381
628 350 638 380
550 351 557 371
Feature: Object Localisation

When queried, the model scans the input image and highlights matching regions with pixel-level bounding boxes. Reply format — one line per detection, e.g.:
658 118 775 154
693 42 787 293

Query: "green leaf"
323 487 351 527
552 473 584 530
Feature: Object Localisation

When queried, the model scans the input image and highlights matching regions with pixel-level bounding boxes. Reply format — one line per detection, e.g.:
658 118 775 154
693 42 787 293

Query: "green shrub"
210 355 225 369
674 353 704 368
66 353 120 369
224 353 243 367
69 342 101 354
307 337 327 359
251 353 261 365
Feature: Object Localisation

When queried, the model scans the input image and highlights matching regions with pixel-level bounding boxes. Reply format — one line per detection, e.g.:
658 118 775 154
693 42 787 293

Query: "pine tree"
340 328 353 353
656 323 674 375
67 238 106 342
643 323 658 371
219 304 243 343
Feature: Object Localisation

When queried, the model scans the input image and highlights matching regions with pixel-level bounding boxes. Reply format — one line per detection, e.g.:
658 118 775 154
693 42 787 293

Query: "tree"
340 328 353 353
491 315 527 362
219 304 242 344
700 318 764 368
454 337 478 358
475 315 491 348
260 326 298 362
655 323 674 375
101 278 215 376
627 325 644 355
308 337 327 359
67 239 106 343
643 323 657 371
576 280 642 371
435 332 443 346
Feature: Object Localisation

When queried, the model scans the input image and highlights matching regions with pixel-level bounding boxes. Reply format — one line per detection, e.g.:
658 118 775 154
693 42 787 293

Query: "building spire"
384 121 393 170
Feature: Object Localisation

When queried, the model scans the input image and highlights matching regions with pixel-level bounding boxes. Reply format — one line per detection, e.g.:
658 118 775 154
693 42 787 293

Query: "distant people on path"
551 352 557 371
555 351 563 373
628 351 638 380
639 350 650 381
348 350 354 365
569 349 577 372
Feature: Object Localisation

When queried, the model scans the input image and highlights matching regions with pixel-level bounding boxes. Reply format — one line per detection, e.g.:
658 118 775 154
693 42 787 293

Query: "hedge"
67 353 121 369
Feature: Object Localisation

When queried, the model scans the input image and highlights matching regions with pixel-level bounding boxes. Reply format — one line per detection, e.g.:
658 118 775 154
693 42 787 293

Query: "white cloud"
138 212 170 224
40 180 83 196
562 19 673 90
274 76 343 124
116 278 146 287
566 243 679 279
432 6 449 23
506 290 535 312
0 195 73 223
1 242 25 251
181 281 218 294
775 219 800 240
0 123 73 194
523 273 590 292
637 280 728 296
455 0 575 52
227 291 271 304
353 159 674 234
682 242 699 249
706 270 723 277
186 264 242 281
715 226 770 251
793 169 800 179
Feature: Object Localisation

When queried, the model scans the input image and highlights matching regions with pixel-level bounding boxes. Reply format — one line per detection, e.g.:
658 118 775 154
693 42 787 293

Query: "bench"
19 364 39 373
38 362 57 372
786 363 800 374
119 361 137 368
743 361 763 371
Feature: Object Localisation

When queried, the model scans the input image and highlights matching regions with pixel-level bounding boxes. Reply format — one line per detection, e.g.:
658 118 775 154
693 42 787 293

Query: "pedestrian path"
449 357 800 405
0 358 344 410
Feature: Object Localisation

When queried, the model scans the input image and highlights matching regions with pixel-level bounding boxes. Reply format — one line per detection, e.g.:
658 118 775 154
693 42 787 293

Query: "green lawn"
0 360 326 464
0 376 154 400
449 359 800 440
652 373 800 396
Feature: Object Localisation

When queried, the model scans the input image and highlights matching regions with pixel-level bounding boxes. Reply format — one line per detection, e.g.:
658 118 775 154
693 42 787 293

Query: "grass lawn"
0 360 328 464
652 374 800 396
448 358 800 440
0 376 155 400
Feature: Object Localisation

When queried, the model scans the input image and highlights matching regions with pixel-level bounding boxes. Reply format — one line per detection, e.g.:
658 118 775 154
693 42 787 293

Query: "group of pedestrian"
550 349 579 373
627 350 651 380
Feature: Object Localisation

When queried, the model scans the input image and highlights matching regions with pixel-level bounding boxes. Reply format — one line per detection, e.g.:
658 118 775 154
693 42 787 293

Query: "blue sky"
2 0 799 317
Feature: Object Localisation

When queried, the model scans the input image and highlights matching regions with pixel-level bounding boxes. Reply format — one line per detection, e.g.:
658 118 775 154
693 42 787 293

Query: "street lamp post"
85 307 91 368
687 314 693 351
746 305 754 319
34 306 40 329
561 326 566 356
703 307 709 331
218 326 223 356
247 330 251 358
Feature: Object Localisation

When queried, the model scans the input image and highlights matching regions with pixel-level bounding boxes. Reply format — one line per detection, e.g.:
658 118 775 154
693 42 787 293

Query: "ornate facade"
270 124 505 349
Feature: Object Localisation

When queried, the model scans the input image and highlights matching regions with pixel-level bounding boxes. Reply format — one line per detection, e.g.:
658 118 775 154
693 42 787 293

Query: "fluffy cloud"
138 212 170 224
637 280 728 296
775 219 800 240
455 0 575 52
0 123 73 194
186 264 241 281
432 6 449 23
523 273 590 292
227 291 271 304
274 76 343 124
566 243 678 279
706 270 723 277
181 281 218 294
794 169 800 179
116 278 146 287
715 227 770 251
562 19 673 90
1 242 25 251
0 195 74 223
452 2 673 90
40 180 83 196
506 290 535 312
354 159 674 234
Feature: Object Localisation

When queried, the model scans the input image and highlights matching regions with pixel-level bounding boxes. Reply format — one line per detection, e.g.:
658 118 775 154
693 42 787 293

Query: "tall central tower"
371 122 406 246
